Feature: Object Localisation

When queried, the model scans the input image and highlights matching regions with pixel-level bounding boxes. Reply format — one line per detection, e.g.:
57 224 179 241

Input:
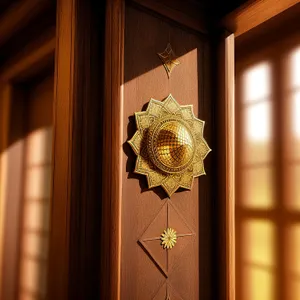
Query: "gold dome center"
148 118 195 173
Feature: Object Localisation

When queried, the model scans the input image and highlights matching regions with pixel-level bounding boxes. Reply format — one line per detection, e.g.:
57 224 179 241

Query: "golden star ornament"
157 43 180 78
128 94 211 197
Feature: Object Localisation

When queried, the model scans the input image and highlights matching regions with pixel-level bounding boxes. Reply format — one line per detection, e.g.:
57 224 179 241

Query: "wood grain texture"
121 4 212 300
129 0 208 33
101 0 124 299
221 0 300 37
0 0 52 47
217 32 235 300
47 0 75 298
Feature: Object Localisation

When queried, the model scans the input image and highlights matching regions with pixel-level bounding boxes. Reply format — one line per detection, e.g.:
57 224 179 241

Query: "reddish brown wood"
0 31 55 82
47 0 75 298
130 0 208 33
221 0 300 37
119 4 213 300
217 32 235 300
101 0 124 299
0 0 52 47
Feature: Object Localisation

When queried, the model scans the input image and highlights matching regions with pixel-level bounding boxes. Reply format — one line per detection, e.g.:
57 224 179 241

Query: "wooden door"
103 2 214 299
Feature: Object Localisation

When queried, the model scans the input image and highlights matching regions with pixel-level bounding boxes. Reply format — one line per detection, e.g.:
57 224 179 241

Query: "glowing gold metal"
128 94 211 197
161 228 177 249
157 43 180 78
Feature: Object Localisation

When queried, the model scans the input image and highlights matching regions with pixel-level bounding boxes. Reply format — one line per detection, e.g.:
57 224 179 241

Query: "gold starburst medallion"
128 94 211 197
161 228 177 249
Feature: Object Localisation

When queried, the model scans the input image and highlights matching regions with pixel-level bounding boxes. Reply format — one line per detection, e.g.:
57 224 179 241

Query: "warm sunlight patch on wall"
292 92 300 139
244 102 272 164
242 220 275 300
289 47 300 89
24 166 52 200
242 219 275 265
241 168 274 209
242 62 273 165
285 165 300 210
285 224 300 300
243 267 274 300
284 48 300 211
124 48 198 116
243 62 271 103
245 102 271 142
26 128 52 165
239 61 274 209
19 127 52 300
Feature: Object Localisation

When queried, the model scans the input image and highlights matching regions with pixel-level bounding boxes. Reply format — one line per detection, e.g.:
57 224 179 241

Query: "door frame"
0 29 55 299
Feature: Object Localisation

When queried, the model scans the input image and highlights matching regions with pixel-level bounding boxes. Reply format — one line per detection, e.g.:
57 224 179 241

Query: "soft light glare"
243 266 274 300
26 127 52 166
21 232 48 259
242 219 275 266
243 102 272 164
243 62 271 102
285 165 300 211
241 167 274 208
285 224 300 300
24 166 52 200
292 92 300 138
23 201 50 232
286 224 300 274
289 47 300 88
245 102 271 142
19 258 46 295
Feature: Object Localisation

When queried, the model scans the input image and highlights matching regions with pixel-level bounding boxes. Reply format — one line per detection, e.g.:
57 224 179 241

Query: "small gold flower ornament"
161 228 177 249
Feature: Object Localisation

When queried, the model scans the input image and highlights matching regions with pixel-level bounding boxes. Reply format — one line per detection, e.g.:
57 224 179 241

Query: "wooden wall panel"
121 5 213 300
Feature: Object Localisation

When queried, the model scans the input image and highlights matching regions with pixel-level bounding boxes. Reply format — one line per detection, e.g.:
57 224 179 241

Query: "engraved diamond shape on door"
139 201 195 277
153 282 183 300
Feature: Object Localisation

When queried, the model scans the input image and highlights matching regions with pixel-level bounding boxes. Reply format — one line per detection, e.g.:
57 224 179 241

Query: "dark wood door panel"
122 4 213 300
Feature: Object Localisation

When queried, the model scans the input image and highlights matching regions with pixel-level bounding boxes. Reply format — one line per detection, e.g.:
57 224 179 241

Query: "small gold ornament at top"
128 94 211 197
161 228 177 249
157 43 180 78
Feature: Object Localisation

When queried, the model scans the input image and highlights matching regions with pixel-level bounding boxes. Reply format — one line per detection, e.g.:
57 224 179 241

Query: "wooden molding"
0 84 11 298
101 0 124 299
130 0 208 33
0 0 52 47
221 0 300 37
218 33 235 300
0 30 55 82
48 0 105 298
47 0 75 298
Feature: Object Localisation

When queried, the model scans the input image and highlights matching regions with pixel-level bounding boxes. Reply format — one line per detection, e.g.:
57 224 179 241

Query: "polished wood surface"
221 0 300 37
121 4 213 300
47 0 75 298
49 0 105 298
216 32 236 300
101 0 124 299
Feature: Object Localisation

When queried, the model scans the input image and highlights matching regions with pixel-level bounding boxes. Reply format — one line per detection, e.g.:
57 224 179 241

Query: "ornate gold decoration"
128 94 211 197
161 228 177 249
157 43 180 78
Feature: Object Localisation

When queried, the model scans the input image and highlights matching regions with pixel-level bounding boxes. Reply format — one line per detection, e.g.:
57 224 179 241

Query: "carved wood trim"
221 0 300 37
217 32 235 300
101 0 125 299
